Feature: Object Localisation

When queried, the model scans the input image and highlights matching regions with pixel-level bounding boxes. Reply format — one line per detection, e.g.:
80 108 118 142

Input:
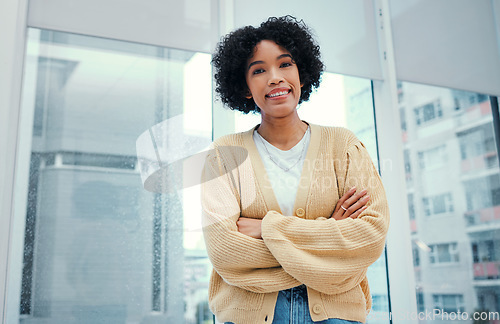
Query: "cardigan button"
296 208 305 217
313 304 322 314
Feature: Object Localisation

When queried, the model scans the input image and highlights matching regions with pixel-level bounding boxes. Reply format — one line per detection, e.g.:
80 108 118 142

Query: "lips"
266 88 291 98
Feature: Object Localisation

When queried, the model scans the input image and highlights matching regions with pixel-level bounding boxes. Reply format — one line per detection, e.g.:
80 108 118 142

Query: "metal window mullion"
373 0 418 322
490 96 500 162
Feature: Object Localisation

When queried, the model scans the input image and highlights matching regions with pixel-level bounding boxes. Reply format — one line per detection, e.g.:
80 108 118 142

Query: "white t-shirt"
253 127 311 216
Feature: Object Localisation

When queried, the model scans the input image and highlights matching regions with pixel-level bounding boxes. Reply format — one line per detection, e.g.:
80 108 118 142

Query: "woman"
201 16 390 324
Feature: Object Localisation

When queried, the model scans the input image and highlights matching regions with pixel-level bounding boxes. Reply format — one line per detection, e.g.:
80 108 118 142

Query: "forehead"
249 40 291 59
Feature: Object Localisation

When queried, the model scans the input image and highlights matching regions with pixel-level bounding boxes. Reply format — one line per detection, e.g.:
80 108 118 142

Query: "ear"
245 90 252 99
300 82 304 88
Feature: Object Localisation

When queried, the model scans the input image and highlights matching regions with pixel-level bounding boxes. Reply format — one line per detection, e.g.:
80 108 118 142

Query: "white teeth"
268 90 289 97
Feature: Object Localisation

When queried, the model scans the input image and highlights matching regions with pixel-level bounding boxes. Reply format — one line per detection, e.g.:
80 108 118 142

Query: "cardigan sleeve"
201 144 301 293
260 139 390 295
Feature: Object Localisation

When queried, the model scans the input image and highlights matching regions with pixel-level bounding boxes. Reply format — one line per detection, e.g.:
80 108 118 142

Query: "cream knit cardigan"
201 123 390 324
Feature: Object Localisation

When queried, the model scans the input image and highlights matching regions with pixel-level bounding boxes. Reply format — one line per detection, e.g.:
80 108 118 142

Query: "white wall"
232 0 384 80
28 0 216 53
390 0 500 96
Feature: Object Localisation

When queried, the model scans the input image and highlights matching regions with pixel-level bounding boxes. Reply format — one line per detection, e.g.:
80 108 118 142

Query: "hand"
237 217 263 239
332 187 369 220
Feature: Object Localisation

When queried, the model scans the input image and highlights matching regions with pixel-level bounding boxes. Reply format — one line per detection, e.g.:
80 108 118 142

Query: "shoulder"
312 124 360 149
211 128 251 148
207 129 251 168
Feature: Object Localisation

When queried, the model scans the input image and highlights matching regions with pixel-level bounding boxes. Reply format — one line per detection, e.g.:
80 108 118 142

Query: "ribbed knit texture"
201 123 390 324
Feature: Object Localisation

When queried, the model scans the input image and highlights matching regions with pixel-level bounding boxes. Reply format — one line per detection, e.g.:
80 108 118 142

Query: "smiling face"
245 40 303 119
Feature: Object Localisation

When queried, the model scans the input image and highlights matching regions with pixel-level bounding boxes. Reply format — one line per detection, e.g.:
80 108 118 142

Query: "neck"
257 113 308 150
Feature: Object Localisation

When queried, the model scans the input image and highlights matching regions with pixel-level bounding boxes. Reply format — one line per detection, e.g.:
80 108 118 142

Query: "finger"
333 199 364 220
335 187 356 213
350 206 368 219
345 189 367 206
236 217 248 227
332 209 345 220
343 189 368 211
343 194 370 218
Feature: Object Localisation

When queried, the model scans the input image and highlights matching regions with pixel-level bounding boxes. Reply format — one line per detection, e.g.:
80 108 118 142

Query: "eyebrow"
247 54 293 71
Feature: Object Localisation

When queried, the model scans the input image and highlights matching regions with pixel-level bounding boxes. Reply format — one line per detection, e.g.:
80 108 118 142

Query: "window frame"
0 0 31 322
432 294 465 313
429 243 460 265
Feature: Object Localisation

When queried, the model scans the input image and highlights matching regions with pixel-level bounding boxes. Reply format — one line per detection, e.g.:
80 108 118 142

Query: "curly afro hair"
212 15 324 114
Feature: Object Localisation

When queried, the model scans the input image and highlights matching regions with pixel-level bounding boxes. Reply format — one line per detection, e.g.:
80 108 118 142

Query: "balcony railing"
473 261 500 280
456 101 492 127
461 151 498 172
464 206 500 226
410 219 417 233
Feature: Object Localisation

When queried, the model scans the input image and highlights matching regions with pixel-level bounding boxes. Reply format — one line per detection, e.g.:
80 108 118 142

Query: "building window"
413 245 420 267
404 149 412 183
477 94 489 103
453 90 490 110
472 240 500 263
432 294 465 313
408 194 415 220
414 100 442 125
371 295 389 312
464 174 500 211
472 243 479 263
400 107 407 131
417 291 425 313
422 193 454 216
418 145 447 170
458 124 497 164
469 94 489 105
429 243 459 264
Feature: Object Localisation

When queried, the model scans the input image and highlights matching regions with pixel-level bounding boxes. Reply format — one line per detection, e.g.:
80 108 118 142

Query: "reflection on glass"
235 73 390 323
399 81 500 322
18 28 212 323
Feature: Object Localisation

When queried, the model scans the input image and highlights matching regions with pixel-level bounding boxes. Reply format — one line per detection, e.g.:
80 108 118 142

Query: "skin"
237 40 368 239
245 40 307 151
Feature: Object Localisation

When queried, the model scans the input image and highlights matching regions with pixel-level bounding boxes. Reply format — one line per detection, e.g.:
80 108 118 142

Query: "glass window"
400 81 500 321
17 28 212 323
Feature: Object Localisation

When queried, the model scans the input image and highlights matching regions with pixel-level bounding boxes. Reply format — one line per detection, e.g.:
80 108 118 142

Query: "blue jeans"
225 285 362 324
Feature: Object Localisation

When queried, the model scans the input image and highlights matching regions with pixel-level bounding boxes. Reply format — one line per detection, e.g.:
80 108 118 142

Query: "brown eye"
252 68 265 75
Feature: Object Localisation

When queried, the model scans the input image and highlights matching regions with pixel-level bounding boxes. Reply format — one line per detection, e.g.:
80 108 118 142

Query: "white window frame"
418 144 447 171
372 0 419 321
0 0 30 323
432 294 465 313
414 99 443 126
429 243 459 265
422 192 454 216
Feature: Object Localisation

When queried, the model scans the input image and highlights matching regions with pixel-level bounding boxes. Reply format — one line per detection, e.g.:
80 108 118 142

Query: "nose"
268 68 284 85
